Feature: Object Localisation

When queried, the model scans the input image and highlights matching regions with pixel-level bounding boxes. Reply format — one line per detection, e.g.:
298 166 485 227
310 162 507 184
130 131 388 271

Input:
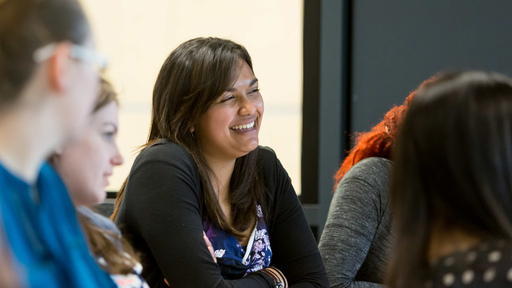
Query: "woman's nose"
239 96 257 116
111 146 124 166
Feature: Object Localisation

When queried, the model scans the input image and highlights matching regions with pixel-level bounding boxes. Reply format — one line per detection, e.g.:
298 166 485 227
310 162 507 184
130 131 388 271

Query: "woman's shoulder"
335 157 393 200
77 206 120 235
430 239 512 287
343 157 393 181
256 146 286 177
128 139 201 192
257 146 278 164
138 139 191 159
134 139 196 167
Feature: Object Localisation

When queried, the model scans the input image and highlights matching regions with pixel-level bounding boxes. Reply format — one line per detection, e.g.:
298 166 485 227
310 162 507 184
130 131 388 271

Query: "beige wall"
81 0 304 194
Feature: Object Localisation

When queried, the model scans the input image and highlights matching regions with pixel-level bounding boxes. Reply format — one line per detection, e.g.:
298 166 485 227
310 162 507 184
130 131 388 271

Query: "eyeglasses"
33 42 108 72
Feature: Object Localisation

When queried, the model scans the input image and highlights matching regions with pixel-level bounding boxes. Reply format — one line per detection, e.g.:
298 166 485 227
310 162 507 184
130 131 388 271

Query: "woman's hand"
260 266 288 288
203 232 217 263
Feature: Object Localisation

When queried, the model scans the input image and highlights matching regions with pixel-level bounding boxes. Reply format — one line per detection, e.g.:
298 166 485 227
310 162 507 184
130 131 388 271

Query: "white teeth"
231 121 255 130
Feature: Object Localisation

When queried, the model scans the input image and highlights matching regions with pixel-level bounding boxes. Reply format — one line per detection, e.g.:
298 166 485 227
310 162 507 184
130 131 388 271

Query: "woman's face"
55 101 123 206
194 60 264 163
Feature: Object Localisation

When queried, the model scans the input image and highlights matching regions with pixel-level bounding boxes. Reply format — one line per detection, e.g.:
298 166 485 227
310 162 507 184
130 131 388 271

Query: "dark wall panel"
351 1 512 134
302 0 321 204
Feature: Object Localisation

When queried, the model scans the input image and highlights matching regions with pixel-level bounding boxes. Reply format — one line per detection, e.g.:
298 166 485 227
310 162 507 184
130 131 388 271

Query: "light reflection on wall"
82 0 303 195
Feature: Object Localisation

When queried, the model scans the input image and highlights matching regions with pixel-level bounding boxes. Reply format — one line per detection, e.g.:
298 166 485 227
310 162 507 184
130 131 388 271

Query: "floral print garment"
102 259 149 288
203 204 272 279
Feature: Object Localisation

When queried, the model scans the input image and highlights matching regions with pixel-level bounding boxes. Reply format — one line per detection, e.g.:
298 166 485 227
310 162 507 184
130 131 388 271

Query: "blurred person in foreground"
388 71 512 288
0 0 115 286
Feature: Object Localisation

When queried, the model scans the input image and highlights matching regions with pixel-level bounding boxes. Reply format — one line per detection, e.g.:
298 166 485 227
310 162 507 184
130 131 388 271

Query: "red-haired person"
318 75 446 288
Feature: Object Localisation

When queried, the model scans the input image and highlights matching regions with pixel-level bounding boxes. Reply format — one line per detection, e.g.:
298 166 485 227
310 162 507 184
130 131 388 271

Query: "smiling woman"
195 61 264 167
80 0 303 196
111 37 328 288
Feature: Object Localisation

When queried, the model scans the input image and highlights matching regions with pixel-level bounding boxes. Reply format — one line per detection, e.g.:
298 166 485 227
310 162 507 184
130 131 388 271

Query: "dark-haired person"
0 0 115 287
318 75 447 288
51 77 149 288
112 37 328 288
387 71 512 288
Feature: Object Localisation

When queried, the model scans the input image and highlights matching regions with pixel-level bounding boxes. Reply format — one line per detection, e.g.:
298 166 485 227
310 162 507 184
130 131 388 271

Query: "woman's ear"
47 42 72 93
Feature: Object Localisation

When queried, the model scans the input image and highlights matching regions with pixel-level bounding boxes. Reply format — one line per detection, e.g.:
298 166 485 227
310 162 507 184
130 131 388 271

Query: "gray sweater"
319 157 393 288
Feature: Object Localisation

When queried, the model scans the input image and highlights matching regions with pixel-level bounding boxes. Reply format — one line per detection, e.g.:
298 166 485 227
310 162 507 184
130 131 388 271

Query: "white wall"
81 0 304 194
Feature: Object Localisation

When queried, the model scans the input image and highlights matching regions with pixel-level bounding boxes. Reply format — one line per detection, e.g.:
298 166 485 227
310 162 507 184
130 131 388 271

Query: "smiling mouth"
230 121 255 131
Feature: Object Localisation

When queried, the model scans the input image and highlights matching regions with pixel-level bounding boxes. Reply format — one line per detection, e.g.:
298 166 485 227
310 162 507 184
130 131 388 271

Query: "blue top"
203 204 272 279
0 162 115 288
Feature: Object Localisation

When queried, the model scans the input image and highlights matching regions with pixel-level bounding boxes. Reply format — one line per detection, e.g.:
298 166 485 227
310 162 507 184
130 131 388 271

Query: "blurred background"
82 0 304 195
84 0 512 239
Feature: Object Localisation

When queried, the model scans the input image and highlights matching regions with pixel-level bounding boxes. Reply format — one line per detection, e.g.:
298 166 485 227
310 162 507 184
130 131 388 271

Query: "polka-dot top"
428 239 512 287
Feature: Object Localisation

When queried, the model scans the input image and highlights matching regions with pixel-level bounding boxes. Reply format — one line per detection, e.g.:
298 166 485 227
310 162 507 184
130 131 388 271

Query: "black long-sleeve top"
115 140 328 288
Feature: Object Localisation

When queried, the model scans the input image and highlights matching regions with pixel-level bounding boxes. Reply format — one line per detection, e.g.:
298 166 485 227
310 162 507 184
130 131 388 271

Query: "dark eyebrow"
226 78 259 92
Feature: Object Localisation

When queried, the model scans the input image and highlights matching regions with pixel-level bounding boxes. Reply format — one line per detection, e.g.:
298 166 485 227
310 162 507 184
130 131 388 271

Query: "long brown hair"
111 37 266 237
387 71 512 288
78 213 139 275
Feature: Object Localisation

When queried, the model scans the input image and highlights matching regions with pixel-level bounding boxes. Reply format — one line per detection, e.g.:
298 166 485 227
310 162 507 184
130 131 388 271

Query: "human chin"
81 181 107 206
239 138 259 155
89 188 106 206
